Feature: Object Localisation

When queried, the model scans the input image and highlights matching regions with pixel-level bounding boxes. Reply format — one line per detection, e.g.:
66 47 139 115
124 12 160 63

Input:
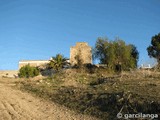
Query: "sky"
0 0 160 70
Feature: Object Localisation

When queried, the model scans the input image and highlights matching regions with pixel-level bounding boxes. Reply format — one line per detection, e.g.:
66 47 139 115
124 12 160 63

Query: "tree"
48 54 68 71
94 37 139 71
18 64 39 78
147 33 160 66
129 44 139 67
94 37 108 64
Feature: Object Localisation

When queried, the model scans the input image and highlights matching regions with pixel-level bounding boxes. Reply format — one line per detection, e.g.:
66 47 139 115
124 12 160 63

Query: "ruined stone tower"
70 42 92 66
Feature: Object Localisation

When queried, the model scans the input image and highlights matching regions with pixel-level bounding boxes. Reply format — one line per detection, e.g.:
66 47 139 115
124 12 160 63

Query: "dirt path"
0 78 98 120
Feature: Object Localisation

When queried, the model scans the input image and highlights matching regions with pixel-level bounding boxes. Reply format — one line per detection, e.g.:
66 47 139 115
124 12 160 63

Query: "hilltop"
15 68 160 120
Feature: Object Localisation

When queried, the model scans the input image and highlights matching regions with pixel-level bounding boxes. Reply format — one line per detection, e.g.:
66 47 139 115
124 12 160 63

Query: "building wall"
70 42 92 66
19 60 49 69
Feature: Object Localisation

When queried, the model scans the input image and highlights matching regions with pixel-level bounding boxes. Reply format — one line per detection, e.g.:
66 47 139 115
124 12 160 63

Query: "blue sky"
0 0 160 70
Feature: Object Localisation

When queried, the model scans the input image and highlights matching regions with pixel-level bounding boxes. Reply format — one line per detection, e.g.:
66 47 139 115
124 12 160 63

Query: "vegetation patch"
18 65 40 78
16 71 160 120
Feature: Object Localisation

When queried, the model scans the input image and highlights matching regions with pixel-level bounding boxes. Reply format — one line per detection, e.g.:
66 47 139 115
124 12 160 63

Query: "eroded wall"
70 42 92 66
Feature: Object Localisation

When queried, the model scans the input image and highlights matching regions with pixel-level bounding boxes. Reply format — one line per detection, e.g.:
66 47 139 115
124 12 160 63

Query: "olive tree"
94 37 139 71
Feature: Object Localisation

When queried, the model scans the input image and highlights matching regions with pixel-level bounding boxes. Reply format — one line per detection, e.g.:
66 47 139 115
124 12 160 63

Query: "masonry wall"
19 60 49 69
70 42 92 66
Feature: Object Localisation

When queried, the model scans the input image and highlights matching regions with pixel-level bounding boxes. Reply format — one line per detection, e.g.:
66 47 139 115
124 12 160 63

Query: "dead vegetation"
16 69 160 120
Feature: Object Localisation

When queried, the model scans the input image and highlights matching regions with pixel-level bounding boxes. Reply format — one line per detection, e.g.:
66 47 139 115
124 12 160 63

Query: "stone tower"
70 42 92 66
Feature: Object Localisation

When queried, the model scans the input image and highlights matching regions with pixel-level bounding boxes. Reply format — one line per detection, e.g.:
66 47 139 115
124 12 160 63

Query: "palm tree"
48 54 68 71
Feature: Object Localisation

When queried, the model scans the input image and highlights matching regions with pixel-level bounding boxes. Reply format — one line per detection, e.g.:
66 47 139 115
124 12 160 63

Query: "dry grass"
15 69 160 120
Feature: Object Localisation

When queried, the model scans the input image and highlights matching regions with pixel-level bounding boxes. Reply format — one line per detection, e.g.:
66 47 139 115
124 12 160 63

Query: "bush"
84 63 97 74
18 64 40 78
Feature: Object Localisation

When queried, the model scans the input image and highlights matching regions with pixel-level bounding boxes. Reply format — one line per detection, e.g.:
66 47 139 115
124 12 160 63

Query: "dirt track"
0 78 98 120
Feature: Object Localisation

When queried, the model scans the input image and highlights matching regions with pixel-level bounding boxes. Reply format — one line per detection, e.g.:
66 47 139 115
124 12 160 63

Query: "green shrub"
18 64 40 78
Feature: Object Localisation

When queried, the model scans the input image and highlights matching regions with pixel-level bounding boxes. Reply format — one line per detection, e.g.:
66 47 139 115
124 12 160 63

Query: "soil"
0 78 98 120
